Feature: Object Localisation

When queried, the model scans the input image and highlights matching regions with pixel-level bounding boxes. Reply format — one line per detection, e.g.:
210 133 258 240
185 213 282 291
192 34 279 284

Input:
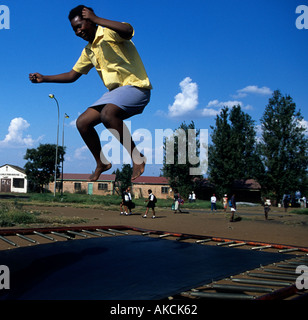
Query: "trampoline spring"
251 245 272 250
212 283 273 293
247 272 297 281
217 241 236 246
232 278 292 287
16 233 37 244
275 264 297 269
67 230 88 238
51 231 73 240
229 242 246 247
195 238 212 244
278 248 299 253
262 268 298 276
33 231 55 241
142 232 152 236
96 229 116 235
81 230 103 237
189 291 255 300
108 229 129 235
159 233 172 238
0 235 18 247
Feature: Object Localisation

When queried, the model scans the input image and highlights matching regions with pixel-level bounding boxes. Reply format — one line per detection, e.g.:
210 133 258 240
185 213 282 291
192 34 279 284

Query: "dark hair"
68 5 94 21
148 189 152 193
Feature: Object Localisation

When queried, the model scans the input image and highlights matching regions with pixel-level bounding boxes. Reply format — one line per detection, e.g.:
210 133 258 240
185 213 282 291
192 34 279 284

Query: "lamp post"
49 94 59 197
61 113 69 196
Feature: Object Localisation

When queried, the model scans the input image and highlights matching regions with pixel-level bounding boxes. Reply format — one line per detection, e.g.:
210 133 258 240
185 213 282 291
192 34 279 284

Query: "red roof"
132 176 170 185
62 173 116 182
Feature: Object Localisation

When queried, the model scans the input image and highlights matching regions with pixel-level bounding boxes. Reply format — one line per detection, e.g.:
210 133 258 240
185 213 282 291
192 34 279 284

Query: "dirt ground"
12 203 308 248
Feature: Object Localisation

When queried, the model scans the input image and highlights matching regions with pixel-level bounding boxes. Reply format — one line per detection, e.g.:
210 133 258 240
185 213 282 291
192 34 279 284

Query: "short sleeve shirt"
73 25 152 91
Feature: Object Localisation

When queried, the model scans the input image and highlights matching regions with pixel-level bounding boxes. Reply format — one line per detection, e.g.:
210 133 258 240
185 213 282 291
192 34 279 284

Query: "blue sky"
1 0 307 177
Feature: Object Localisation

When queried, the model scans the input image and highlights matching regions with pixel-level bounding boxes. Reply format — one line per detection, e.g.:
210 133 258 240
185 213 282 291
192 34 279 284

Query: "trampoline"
0 234 295 300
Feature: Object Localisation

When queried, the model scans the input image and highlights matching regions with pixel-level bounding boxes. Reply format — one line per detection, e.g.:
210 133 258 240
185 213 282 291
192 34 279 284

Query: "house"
48 173 116 196
131 176 172 199
193 178 261 202
0 164 28 193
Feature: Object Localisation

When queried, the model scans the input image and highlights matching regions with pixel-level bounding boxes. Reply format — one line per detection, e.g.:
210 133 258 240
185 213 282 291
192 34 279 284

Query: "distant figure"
263 197 271 220
222 194 228 213
230 194 236 222
283 195 289 212
121 186 133 215
191 191 196 202
143 189 156 219
210 194 217 212
173 189 182 213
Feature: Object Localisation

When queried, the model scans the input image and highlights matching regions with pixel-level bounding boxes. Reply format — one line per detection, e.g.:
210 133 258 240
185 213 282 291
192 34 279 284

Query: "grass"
0 201 88 227
2 192 219 209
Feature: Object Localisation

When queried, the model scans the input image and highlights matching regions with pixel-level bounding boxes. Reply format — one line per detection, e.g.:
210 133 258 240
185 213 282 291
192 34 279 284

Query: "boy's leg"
76 108 112 181
100 103 146 180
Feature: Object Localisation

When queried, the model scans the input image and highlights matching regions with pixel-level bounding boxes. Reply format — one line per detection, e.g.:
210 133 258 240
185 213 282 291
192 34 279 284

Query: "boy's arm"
29 69 82 83
82 8 133 40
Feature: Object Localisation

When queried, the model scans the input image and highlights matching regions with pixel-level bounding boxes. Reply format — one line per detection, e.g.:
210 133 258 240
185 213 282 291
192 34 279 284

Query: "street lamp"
61 113 69 196
49 94 59 197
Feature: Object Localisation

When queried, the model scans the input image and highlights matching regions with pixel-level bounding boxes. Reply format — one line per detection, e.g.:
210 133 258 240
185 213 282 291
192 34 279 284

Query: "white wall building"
0 164 28 193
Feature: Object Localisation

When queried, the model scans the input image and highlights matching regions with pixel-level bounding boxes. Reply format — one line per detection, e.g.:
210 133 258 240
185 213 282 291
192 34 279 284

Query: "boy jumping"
29 5 152 181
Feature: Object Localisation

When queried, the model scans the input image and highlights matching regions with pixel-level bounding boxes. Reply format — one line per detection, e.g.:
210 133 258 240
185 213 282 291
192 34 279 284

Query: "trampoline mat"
0 235 292 300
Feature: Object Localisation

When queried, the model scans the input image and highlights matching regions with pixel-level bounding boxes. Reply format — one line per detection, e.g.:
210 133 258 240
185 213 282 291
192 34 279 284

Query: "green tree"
258 90 308 202
113 164 132 192
161 121 202 197
208 106 260 197
24 144 65 192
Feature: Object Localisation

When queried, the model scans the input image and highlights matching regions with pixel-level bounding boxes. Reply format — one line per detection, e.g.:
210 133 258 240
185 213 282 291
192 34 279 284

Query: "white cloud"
168 77 199 117
201 108 220 117
207 100 243 109
298 119 308 136
0 117 42 148
74 145 88 160
233 85 272 98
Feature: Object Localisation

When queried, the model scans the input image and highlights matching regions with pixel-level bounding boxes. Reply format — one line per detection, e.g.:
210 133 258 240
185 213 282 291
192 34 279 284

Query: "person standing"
143 189 156 219
210 194 217 212
230 194 236 222
173 189 182 213
263 197 271 220
222 194 228 213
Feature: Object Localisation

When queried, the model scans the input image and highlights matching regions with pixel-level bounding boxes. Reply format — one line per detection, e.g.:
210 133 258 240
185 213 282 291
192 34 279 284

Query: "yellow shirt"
73 25 152 91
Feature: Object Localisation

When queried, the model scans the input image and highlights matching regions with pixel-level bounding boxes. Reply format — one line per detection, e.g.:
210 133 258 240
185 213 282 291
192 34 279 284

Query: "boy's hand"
29 73 44 83
82 8 97 22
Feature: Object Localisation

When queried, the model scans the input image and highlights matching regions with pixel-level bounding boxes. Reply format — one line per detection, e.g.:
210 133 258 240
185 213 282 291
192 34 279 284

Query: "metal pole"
61 114 65 196
49 95 60 197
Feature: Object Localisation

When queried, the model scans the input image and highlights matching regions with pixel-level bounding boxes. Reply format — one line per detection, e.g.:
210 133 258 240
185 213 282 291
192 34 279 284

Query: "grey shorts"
90 85 151 116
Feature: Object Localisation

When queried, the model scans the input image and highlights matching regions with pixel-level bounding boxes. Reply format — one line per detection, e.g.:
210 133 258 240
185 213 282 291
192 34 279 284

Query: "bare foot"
88 163 112 182
131 156 146 181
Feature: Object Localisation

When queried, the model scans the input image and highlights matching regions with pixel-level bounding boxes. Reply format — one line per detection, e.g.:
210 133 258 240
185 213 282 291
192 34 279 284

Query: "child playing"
143 189 156 219
29 5 152 182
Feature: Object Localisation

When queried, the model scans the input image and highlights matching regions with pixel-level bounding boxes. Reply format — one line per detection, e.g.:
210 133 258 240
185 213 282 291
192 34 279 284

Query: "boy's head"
148 189 152 194
69 5 97 42
68 5 94 22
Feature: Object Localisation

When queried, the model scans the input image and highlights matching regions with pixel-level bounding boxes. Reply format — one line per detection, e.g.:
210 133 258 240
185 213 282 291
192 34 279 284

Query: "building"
48 173 116 196
48 174 172 199
0 164 28 193
131 176 172 199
